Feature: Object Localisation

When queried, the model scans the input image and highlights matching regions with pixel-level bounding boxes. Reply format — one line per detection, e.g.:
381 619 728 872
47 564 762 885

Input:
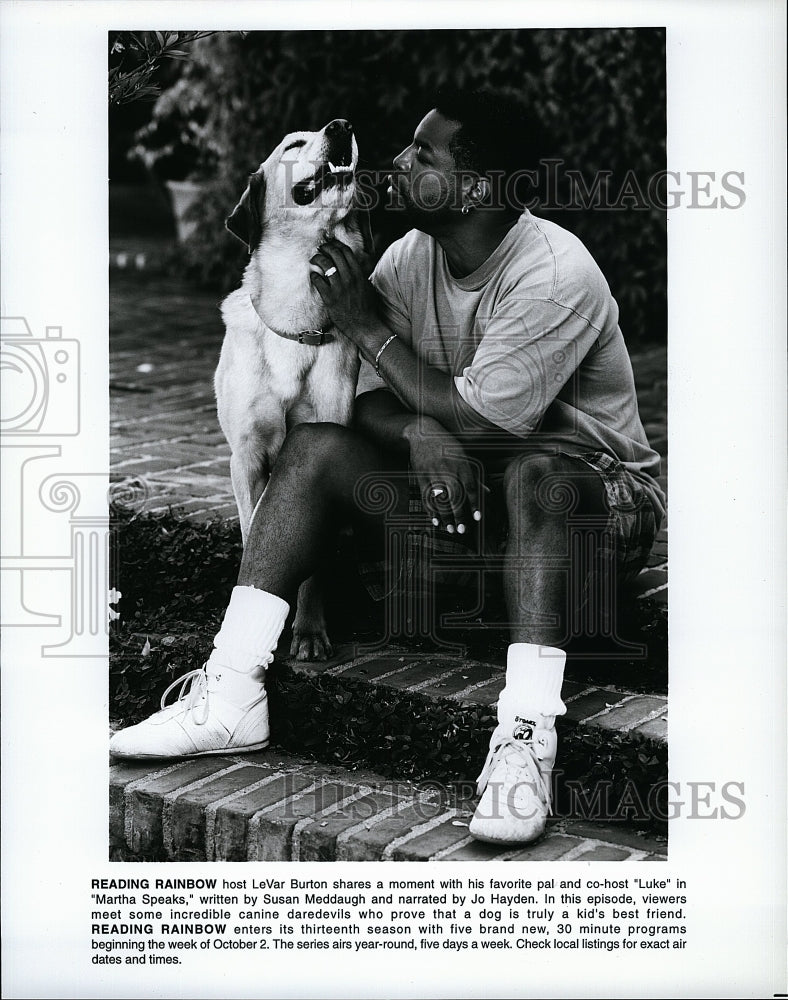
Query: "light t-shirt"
357 210 665 518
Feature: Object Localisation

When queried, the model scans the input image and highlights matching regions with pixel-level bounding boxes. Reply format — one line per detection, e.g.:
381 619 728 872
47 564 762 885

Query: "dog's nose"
325 119 353 136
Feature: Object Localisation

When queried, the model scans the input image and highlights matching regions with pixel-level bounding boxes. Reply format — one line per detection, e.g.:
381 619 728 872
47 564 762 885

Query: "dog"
215 119 370 660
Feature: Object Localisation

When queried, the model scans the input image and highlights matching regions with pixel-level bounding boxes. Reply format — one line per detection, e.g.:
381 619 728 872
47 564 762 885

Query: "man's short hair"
432 87 546 212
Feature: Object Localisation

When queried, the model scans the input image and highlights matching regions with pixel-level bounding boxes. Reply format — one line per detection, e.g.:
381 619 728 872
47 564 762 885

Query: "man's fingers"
474 482 491 522
417 464 482 535
450 467 483 534
460 471 481 530
321 238 355 266
309 251 335 275
310 251 348 288
422 479 452 530
318 240 360 282
309 272 331 299
423 481 448 518
426 476 469 534
449 487 467 534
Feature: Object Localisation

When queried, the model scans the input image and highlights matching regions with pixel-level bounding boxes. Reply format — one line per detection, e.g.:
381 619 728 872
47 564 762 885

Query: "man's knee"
503 452 607 527
279 421 358 474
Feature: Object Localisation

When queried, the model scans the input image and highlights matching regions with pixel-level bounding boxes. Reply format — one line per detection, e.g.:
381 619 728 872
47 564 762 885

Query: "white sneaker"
468 717 557 844
109 664 270 760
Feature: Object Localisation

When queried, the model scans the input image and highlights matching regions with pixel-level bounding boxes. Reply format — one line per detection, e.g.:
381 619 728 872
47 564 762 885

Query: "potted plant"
127 52 220 242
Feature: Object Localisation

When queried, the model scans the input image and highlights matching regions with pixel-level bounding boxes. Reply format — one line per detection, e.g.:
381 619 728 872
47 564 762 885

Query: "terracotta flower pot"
165 179 204 243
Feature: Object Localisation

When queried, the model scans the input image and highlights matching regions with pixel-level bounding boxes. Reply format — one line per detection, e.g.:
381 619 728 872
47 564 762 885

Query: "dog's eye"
282 140 307 153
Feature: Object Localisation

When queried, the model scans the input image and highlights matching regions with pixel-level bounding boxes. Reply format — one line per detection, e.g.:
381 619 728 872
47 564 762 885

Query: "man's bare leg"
236 422 398 596
110 422 401 760
502 452 610 647
470 452 610 845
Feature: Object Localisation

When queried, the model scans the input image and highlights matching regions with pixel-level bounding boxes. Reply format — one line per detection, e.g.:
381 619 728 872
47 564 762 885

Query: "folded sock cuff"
212 586 290 672
497 643 567 722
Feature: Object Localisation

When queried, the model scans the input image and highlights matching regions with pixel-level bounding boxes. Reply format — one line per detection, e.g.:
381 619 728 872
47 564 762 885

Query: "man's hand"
309 239 381 349
404 416 484 535
312 244 514 447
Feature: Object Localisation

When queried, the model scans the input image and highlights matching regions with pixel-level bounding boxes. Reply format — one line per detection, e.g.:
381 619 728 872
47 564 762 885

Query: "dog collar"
249 296 334 346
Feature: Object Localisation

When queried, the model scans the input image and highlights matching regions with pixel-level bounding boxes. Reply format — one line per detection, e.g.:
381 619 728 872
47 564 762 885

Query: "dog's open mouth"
292 138 355 206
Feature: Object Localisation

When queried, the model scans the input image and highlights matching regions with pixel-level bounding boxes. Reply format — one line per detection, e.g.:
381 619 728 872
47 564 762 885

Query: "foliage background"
110 27 666 345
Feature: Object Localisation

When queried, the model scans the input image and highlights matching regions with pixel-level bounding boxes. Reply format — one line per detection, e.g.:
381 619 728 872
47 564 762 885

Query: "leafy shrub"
109 626 667 833
110 502 242 623
146 28 665 343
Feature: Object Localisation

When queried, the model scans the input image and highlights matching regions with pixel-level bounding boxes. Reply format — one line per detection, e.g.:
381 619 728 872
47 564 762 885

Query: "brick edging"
110 750 667 863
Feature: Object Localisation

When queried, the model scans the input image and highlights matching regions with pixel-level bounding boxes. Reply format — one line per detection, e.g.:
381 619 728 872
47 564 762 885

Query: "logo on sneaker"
513 716 535 742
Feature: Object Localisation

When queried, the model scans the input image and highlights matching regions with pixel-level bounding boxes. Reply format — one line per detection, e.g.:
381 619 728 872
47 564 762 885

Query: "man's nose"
393 145 412 170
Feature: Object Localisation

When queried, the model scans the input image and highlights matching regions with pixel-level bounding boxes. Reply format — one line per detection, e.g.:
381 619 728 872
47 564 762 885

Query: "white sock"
496 642 567 730
206 586 290 707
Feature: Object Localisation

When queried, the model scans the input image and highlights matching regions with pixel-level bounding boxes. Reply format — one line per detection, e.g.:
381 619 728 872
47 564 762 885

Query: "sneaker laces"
157 664 216 726
155 657 265 727
476 733 553 816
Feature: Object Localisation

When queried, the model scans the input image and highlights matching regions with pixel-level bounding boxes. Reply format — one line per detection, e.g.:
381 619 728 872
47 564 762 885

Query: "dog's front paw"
290 626 333 662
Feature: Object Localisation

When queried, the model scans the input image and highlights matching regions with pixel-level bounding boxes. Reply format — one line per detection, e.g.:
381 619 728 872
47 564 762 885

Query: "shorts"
356 450 662 604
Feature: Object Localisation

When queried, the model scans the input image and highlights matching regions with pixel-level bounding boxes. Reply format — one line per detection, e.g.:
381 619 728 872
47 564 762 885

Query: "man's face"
390 110 470 228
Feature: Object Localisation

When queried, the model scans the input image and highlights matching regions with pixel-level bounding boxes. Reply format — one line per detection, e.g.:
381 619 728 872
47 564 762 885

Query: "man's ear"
469 176 492 208
225 169 266 253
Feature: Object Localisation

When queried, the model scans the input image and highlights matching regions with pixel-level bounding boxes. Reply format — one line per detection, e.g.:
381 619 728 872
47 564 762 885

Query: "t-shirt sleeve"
356 246 413 397
453 295 602 437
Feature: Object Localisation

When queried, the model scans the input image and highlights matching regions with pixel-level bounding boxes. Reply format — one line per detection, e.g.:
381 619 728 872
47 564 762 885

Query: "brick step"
283 643 667 745
111 638 667 854
121 636 667 747
110 749 666 863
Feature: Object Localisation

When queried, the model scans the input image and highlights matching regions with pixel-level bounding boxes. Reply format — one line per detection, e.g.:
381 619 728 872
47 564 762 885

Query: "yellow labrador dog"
216 119 369 660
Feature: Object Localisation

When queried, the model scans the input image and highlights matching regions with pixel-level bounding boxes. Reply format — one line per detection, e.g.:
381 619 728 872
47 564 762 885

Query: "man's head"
390 88 544 230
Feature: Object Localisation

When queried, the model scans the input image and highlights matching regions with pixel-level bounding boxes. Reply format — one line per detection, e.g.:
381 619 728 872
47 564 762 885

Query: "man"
110 89 664 846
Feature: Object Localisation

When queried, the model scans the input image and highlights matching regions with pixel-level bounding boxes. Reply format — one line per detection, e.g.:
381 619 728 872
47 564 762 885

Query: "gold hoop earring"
461 203 471 216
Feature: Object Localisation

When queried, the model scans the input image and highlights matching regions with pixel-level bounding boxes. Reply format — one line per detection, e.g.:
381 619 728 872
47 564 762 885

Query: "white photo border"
1 2 785 998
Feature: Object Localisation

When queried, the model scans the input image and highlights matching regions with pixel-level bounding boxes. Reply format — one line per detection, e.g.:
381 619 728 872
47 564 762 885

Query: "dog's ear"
226 169 266 253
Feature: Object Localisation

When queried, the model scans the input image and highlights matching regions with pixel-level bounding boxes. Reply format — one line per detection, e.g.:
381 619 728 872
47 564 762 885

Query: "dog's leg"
230 425 285 545
291 573 333 661
230 453 264 546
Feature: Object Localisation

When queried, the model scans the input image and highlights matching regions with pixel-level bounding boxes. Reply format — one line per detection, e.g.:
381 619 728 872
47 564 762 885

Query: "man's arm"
312 239 508 444
352 388 414 454
353 389 486 533
362 325 505 442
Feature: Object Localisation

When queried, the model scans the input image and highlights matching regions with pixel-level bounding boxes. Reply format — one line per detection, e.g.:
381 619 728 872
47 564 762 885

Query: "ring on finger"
323 266 338 278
